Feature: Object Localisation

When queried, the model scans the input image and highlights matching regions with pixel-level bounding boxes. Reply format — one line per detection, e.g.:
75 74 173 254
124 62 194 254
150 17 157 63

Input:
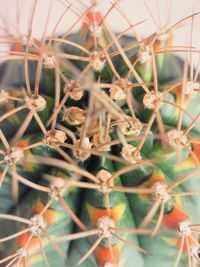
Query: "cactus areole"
1 1 200 267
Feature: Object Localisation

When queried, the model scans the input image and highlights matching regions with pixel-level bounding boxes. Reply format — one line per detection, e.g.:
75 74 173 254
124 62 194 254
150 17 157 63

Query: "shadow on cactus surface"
1 0 200 266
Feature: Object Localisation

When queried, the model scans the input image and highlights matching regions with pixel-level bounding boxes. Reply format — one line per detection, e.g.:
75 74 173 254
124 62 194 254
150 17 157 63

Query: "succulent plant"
1 1 200 267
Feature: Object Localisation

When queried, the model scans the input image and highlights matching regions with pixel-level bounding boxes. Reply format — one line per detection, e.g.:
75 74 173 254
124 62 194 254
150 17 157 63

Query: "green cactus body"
1 2 200 267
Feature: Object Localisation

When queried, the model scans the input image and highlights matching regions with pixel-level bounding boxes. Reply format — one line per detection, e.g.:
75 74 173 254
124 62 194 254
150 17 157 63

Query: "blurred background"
0 0 200 64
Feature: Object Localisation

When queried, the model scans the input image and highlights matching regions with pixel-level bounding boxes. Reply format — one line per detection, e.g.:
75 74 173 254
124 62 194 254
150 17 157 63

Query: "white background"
0 0 200 64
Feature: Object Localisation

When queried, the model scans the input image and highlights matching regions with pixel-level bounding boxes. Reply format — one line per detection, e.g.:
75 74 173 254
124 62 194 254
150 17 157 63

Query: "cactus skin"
1 2 200 267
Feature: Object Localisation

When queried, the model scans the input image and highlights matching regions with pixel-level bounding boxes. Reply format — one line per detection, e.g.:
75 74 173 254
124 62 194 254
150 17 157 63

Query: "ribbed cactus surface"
1 1 200 267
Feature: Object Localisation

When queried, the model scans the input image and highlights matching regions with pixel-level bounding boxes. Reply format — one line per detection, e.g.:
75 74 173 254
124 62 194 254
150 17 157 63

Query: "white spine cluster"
138 46 151 64
4 147 24 165
42 53 55 69
178 221 191 237
73 137 93 160
63 106 86 126
109 82 126 101
96 169 113 193
46 130 67 146
16 248 27 260
121 144 141 164
29 215 45 236
49 178 65 201
118 117 142 136
152 182 171 203
143 91 163 109
165 129 187 148
97 216 115 238
64 80 83 101
185 81 199 95
92 133 111 152
91 52 105 72
27 95 46 112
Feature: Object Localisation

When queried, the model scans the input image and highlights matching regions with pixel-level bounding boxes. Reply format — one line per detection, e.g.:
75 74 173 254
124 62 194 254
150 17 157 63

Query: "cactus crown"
1 1 200 267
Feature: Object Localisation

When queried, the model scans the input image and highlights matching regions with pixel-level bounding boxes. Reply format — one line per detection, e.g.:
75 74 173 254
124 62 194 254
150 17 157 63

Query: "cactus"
1 1 200 267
